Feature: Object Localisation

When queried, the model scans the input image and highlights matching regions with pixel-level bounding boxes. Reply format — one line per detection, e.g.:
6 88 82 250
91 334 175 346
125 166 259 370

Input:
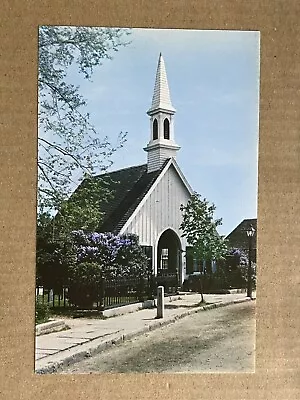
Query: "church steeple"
144 53 180 173
147 53 176 115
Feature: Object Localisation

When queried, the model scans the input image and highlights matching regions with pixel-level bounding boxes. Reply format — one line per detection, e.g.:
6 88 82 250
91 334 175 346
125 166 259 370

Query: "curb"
35 297 253 374
102 294 182 318
36 320 69 336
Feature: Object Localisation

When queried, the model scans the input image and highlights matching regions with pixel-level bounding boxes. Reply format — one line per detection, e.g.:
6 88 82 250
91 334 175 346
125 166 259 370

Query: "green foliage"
65 231 148 307
180 193 228 261
37 223 149 308
68 261 102 308
35 299 50 324
36 212 76 290
38 26 131 212
230 262 256 289
217 248 256 289
54 174 115 234
183 272 229 294
69 261 102 287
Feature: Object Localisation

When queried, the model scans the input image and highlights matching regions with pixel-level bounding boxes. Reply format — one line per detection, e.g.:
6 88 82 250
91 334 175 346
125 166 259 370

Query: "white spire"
144 53 180 173
147 53 176 115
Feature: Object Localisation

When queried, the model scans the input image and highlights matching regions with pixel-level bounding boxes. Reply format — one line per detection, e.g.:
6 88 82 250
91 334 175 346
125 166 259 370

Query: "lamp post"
246 224 256 298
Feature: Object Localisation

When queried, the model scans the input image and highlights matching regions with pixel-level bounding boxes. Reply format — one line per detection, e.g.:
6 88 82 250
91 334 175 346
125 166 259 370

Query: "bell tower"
144 53 180 173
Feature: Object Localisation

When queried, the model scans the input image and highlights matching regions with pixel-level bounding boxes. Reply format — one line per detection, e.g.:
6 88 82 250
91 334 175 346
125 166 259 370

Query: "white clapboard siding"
147 146 178 173
123 164 190 248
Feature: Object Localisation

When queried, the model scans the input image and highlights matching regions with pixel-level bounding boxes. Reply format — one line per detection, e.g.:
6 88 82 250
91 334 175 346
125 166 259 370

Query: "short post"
157 286 164 318
49 289 54 306
99 274 105 311
246 224 256 299
138 275 145 302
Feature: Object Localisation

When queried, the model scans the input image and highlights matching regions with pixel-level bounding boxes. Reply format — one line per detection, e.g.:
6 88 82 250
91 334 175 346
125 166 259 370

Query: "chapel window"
163 118 170 139
153 118 158 140
161 248 169 269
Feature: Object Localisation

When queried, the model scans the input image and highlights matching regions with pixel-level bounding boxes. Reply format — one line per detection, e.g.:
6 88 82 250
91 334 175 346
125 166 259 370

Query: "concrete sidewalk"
35 292 255 374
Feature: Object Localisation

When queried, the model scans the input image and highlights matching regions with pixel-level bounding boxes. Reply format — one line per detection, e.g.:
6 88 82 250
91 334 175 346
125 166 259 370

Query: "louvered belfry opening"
153 118 158 140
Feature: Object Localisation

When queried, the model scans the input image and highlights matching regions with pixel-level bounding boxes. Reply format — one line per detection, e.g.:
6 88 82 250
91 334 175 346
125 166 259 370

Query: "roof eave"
119 158 194 234
147 106 176 116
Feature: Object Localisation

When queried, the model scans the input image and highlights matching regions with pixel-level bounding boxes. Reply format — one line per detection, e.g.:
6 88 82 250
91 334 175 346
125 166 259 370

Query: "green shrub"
35 300 50 324
68 261 102 308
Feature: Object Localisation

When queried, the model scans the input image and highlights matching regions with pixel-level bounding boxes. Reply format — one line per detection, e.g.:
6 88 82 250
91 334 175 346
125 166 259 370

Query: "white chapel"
76 53 196 285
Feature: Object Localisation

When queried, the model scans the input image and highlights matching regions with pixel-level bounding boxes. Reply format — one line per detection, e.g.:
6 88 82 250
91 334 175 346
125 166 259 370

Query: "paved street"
62 300 255 374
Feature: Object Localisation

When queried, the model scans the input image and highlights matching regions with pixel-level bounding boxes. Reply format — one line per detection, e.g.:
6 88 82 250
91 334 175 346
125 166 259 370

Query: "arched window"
153 118 158 140
163 118 170 139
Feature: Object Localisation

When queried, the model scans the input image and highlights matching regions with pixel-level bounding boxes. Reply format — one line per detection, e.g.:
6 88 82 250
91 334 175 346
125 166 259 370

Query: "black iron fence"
102 276 147 309
36 286 70 308
156 271 178 294
36 273 179 311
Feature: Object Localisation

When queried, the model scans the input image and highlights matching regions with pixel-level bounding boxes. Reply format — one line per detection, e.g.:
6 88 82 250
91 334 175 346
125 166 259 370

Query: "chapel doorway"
156 229 182 291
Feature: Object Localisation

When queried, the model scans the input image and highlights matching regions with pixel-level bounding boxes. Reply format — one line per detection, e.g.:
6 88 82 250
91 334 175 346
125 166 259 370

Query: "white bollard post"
157 286 164 318
49 289 54 304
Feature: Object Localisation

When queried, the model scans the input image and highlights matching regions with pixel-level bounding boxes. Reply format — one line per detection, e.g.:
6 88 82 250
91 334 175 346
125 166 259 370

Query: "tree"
180 193 228 301
38 26 131 213
36 212 76 291
52 173 115 236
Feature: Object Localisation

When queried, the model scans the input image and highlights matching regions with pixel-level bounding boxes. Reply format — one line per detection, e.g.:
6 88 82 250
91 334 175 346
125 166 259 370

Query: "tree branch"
38 79 89 126
38 163 58 193
38 160 75 181
38 137 92 174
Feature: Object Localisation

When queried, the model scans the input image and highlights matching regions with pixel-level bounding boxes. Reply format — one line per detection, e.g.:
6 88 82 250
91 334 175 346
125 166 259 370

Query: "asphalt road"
62 301 256 374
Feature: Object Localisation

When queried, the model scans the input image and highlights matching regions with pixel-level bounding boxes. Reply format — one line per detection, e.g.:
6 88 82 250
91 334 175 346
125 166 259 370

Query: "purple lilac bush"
71 230 148 280
225 247 256 289
228 248 248 266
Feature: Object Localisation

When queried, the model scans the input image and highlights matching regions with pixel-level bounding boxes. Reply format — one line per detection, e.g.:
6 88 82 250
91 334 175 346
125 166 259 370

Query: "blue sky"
69 28 260 236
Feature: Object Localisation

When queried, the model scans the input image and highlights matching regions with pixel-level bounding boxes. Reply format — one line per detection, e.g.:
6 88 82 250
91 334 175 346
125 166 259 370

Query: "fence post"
157 286 164 319
148 274 155 300
99 274 105 311
147 274 151 299
49 289 54 306
138 276 145 302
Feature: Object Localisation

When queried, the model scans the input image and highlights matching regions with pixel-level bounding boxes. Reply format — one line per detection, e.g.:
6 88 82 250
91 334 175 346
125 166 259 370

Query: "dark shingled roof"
84 160 170 233
226 218 257 250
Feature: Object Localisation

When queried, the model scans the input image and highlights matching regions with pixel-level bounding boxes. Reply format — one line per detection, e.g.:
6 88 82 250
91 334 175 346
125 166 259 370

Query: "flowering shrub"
223 247 256 289
227 248 248 267
71 230 148 280
66 231 148 307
